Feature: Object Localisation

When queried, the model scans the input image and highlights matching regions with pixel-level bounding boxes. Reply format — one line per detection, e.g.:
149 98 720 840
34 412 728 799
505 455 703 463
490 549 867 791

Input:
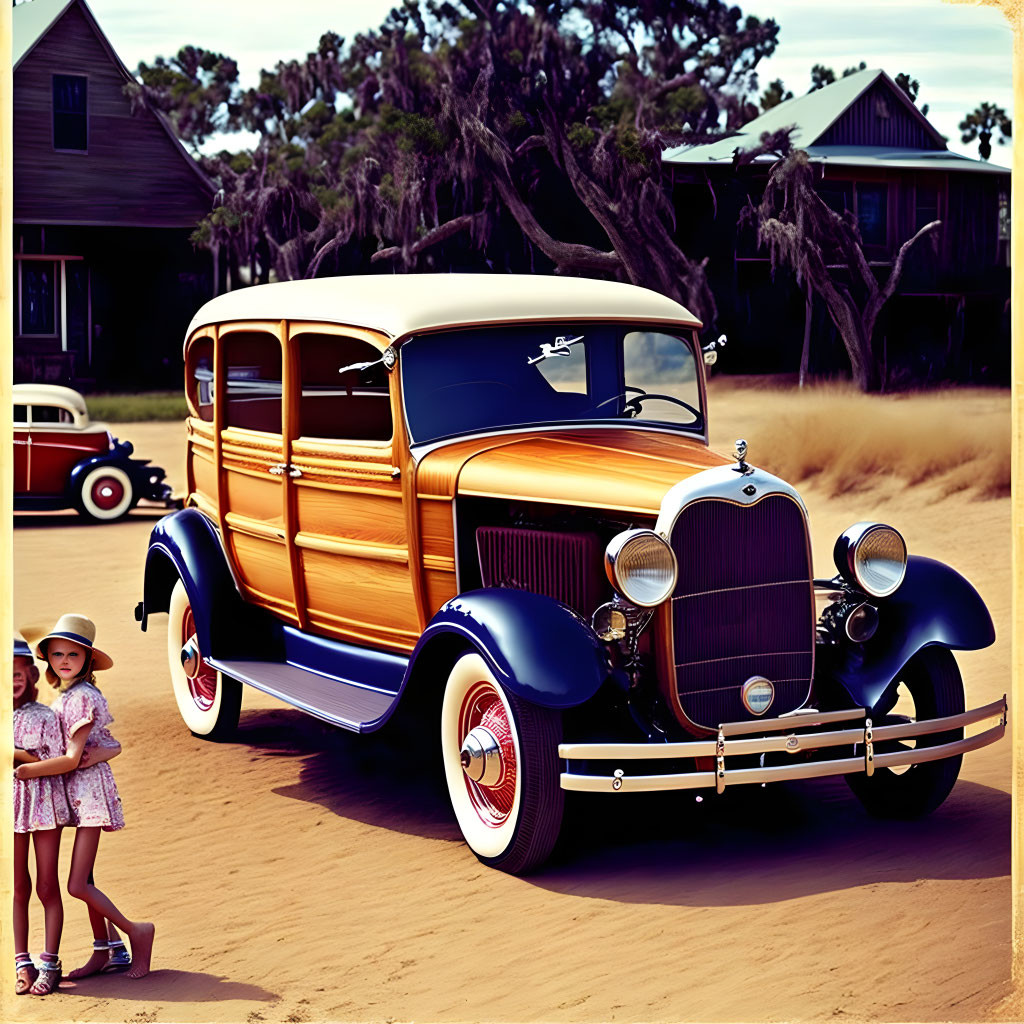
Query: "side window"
30 405 62 424
186 337 215 422
224 330 282 433
622 331 700 426
296 333 392 442
14 405 27 423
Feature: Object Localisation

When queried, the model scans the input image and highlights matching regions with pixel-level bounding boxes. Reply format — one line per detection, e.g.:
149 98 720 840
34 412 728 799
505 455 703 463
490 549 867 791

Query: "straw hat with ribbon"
32 614 113 671
13 633 33 660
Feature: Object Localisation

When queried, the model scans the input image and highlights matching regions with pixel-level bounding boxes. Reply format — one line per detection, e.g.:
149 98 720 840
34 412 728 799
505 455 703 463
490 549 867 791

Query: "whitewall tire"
441 652 563 874
76 464 134 521
167 580 241 740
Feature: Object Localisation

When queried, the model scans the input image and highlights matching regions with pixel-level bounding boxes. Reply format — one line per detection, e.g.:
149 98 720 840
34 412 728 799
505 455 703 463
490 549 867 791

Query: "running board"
208 658 397 733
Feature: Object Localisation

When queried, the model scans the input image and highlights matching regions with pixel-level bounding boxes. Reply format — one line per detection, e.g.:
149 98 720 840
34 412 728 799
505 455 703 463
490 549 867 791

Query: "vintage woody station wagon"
137 274 1005 873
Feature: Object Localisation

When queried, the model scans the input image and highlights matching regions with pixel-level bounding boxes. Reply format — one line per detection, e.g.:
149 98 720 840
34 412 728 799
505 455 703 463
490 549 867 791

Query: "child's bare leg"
68 868 114 979
13 833 32 955
13 831 33 991
32 829 63 956
67 828 154 978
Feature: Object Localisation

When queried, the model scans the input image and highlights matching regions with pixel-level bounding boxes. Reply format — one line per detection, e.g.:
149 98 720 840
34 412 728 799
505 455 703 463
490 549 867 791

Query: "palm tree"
959 103 1011 161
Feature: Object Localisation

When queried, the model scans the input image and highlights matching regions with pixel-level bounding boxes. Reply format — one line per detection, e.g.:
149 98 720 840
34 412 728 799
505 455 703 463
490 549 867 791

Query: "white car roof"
13 383 90 418
186 274 702 342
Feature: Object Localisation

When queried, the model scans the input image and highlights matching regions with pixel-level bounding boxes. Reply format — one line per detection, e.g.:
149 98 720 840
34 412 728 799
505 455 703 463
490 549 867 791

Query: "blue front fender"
410 588 611 709
822 555 995 712
139 507 269 660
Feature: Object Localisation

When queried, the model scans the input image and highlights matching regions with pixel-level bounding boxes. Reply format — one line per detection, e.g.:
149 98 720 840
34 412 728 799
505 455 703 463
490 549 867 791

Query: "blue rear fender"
823 555 995 712
404 588 612 710
139 507 268 660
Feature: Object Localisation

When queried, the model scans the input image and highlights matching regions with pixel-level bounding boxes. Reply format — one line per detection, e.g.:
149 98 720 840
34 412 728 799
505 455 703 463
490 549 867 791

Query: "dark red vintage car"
14 384 175 521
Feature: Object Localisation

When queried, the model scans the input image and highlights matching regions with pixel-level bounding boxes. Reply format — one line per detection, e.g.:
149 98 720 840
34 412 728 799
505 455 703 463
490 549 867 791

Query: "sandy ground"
4 385 1014 1024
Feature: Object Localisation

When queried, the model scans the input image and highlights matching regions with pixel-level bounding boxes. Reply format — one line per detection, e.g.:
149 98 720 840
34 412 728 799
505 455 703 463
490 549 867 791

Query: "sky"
63 0 1016 163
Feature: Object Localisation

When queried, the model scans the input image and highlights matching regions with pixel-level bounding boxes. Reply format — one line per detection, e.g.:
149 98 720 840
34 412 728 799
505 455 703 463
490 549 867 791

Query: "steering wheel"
595 388 700 421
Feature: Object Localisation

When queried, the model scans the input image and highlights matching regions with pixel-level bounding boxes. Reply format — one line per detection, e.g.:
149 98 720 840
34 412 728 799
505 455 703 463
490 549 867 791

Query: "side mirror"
702 334 727 367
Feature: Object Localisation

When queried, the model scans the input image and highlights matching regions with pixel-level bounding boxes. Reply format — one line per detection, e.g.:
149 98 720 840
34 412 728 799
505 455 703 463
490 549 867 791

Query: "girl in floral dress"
16 615 155 980
13 635 71 995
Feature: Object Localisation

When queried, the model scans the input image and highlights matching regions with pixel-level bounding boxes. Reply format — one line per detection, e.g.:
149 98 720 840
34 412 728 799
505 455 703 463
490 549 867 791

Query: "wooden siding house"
663 69 1011 384
12 0 215 389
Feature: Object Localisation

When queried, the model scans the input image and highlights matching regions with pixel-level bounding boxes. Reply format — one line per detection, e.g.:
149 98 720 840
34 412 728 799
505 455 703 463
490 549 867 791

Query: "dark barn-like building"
664 69 1011 385
12 0 215 390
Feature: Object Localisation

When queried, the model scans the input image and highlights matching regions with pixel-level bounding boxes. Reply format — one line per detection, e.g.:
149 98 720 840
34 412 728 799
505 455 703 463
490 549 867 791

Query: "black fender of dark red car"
67 447 171 504
137 507 267 660
66 451 132 501
407 588 612 710
820 555 995 712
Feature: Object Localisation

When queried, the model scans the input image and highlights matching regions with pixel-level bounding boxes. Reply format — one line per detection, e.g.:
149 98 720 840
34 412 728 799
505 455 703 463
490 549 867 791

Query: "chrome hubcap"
460 726 504 787
180 635 201 678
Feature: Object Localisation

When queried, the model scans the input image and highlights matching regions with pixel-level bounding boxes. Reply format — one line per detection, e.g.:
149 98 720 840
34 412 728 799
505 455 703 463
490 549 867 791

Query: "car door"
216 322 297 621
286 324 422 652
13 402 29 493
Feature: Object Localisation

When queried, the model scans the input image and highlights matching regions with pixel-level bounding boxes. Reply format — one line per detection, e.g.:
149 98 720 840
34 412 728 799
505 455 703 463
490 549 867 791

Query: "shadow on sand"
231 705 1010 907
56 967 278 1003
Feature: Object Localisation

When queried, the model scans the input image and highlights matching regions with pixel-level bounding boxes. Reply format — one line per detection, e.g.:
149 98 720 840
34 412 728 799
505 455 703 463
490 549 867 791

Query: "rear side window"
31 405 73 424
296 332 392 442
186 337 215 422
223 330 282 433
14 405 27 423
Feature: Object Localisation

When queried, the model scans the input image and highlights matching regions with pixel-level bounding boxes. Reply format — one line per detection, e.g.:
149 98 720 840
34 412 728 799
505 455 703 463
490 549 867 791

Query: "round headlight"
833 522 907 597
604 529 678 607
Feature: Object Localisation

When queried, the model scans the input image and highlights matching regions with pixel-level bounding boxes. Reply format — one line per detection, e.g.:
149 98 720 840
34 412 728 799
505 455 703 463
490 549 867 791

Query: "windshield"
401 324 703 446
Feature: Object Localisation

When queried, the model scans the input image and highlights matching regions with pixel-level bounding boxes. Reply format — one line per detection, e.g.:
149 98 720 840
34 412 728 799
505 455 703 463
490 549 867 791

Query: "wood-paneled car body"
137 275 1005 873
14 384 175 521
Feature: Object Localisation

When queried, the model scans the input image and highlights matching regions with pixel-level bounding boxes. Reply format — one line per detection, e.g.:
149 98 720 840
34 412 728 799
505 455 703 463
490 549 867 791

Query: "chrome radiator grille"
668 495 814 729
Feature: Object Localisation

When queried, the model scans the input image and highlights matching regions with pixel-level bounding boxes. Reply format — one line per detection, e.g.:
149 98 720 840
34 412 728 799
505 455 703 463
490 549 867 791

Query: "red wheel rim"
91 476 125 511
459 680 517 827
182 605 218 711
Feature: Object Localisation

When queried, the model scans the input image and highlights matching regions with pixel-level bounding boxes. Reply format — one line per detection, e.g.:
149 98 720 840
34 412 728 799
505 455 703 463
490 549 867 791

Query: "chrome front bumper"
558 697 1007 794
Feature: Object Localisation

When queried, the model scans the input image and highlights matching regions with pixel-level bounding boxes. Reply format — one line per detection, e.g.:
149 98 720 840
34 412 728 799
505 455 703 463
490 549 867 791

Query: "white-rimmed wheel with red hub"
441 652 563 874
76 464 134 521
167 580 241 740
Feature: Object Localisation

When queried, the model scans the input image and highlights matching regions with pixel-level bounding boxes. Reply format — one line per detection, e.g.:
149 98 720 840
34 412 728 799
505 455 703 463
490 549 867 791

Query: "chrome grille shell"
655 465 816 732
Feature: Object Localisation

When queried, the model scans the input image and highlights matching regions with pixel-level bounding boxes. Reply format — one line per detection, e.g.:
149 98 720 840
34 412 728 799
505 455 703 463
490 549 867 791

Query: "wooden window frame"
52 73 88 154
14 254 87 349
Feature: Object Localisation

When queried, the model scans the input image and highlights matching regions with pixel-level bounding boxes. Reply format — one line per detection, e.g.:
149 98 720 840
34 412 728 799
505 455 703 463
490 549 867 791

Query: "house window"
998 191 1010 241
53 74 87 151
856 183 888 246
819 183 853 216
916 185 940 231
19 261 57 335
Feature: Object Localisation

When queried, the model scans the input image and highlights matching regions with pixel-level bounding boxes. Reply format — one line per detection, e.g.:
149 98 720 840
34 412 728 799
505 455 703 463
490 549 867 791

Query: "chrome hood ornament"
734 438 749 473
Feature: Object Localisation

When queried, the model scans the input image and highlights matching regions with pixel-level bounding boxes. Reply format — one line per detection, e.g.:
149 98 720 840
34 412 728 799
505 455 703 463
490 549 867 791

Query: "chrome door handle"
268 463 287 476
287 466 303 478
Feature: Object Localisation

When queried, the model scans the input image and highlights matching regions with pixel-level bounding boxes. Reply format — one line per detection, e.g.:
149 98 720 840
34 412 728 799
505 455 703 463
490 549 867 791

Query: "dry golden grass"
708 378 1010 499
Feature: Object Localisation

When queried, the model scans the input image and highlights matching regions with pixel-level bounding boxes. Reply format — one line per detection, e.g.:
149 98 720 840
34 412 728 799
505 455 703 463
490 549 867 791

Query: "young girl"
13 635 71 996
15 615 156 980
13 635 125 995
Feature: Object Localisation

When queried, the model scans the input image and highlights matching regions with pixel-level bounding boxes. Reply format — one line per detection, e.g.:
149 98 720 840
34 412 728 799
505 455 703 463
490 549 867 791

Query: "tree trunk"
799 281 812 387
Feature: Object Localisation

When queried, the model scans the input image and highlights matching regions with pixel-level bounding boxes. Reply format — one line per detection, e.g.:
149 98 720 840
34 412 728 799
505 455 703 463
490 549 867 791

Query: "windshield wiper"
527 334 584 366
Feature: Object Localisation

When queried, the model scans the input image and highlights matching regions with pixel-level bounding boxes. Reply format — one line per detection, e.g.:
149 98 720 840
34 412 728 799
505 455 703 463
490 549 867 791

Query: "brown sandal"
15 960 38 995
29 957 61 996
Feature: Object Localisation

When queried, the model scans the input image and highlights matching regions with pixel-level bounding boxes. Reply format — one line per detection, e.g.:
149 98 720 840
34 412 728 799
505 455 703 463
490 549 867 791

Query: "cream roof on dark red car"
185 274 702 343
